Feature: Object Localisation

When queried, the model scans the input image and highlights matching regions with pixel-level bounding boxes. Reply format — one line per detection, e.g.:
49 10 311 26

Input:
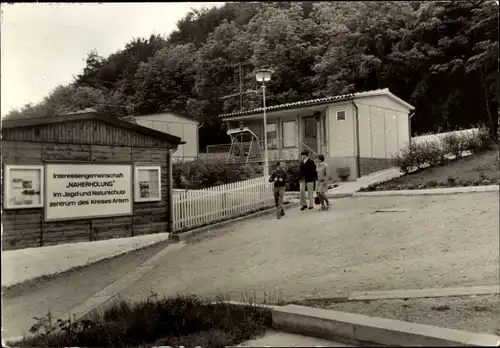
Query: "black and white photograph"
1 1 499 347
139 181 150 199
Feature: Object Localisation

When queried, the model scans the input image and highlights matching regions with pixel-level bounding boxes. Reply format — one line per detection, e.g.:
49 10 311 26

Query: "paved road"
4 192 499 340
114 192 499 304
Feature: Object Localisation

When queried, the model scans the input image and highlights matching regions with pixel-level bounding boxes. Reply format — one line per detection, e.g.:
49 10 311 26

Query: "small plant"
442 133 464 159
336 167 350 181
446 176 457 186
9 294 272 348
394 141 443 174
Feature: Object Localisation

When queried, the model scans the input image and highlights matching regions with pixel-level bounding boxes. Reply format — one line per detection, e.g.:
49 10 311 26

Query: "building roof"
219 88 415 119
1 111 185 145
129 110 199 124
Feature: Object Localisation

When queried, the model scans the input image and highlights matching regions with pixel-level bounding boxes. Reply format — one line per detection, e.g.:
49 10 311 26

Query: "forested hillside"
4 1 498 150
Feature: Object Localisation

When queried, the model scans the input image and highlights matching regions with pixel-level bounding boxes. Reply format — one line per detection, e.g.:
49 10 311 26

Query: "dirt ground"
4 192 499 339
112 192 499 305
312 295 500 336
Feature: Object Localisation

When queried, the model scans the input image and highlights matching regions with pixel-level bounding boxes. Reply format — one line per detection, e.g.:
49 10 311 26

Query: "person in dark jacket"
269 161 287 219
299 150 317 210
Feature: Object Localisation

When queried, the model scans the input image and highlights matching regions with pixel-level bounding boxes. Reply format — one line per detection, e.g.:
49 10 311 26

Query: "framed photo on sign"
3 164 44 209
134 166 161 202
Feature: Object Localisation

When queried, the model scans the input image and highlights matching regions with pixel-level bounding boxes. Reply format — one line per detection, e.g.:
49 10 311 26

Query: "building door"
302 116 318 155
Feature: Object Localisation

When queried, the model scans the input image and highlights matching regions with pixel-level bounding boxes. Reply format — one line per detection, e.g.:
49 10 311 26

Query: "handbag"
314 196 321 205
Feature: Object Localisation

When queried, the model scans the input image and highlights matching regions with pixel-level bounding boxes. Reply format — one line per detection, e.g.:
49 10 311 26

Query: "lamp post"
256 69 273 178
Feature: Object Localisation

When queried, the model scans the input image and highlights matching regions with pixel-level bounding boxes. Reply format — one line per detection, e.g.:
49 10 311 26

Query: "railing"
172 176 274 231
412 128 479 146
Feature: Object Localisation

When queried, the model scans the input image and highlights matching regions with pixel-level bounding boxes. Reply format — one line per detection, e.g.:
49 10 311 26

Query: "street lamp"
256 69 273 178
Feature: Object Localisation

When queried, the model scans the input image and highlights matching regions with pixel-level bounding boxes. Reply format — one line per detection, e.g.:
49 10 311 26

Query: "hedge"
394 126 493 174
173 158 305 191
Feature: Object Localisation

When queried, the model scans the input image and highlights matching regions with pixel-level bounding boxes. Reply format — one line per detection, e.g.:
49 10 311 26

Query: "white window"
3 165 44 209
266 123 277 149
282 121 296 148
336 110 346 121
134 166 161 202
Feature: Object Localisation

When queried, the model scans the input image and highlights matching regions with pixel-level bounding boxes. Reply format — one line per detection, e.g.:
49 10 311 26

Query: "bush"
442 127 492 159
9 294 272 348
394 128 494 174
173 158 259 189
442 132 464 159
393 141 443 174
474 125 493 152
283 162 301 191
417 141 444 167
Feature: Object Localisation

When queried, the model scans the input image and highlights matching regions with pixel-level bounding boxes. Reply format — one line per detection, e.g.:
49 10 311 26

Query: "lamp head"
256 69 273 83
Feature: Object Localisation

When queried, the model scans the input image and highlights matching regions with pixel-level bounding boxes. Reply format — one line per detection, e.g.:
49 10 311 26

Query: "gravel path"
114 192 499 305
314 295 500 336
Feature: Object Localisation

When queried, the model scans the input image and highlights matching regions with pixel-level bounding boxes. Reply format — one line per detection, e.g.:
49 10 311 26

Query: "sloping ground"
366 148 499 191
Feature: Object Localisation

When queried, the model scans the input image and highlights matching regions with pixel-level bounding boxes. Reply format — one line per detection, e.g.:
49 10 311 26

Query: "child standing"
316 154 330 210
269 161 287 219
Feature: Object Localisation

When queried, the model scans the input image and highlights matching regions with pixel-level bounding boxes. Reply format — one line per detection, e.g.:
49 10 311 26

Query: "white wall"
134 112 199 160
354 95 411 159
327 102 356 157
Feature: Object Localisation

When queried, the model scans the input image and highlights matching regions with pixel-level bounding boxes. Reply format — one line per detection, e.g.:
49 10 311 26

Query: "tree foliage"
5 1 499 145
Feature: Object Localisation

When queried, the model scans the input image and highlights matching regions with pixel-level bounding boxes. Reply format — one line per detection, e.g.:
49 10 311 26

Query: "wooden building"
1 111 184 250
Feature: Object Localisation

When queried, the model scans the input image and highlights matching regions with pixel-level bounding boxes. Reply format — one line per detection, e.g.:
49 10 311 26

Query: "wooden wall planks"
2 119 173 250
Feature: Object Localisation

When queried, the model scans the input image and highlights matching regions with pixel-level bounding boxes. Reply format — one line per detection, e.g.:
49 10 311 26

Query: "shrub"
283 162 301 191
442 132 464 159
475 125 493 152
393 141 443 174
173 158 258 189
442 127 492 158
9 294 272 348
417 141 444 166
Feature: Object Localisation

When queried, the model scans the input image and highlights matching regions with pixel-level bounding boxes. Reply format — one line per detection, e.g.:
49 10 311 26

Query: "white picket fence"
412 128 479 145
172 176 275 231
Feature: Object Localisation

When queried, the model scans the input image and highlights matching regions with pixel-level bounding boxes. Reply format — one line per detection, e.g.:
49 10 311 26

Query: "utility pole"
239 64 243 110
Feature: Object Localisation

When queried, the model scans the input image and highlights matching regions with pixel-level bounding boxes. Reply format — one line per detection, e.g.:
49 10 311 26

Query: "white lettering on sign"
45 164 133 221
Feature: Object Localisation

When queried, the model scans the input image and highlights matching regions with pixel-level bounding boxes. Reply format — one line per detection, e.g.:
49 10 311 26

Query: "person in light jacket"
316 154 330 210
299 150 317 210
269 161 287 219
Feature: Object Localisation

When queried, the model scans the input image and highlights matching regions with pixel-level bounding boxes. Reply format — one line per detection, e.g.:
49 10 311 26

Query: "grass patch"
361 147 499 191
6 293 272 348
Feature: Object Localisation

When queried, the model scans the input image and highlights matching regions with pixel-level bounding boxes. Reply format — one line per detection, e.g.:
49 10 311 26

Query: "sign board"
45 163 133 221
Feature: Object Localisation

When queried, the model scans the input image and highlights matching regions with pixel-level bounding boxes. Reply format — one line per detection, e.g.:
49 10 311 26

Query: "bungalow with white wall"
121 111 199 161
218 88 415 180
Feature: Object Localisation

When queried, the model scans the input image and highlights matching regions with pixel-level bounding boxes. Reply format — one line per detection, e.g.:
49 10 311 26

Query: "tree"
131 43 197 115
465 0 499 136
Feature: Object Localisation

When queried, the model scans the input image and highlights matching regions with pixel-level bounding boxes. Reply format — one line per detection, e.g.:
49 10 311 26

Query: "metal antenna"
219 62 258 109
